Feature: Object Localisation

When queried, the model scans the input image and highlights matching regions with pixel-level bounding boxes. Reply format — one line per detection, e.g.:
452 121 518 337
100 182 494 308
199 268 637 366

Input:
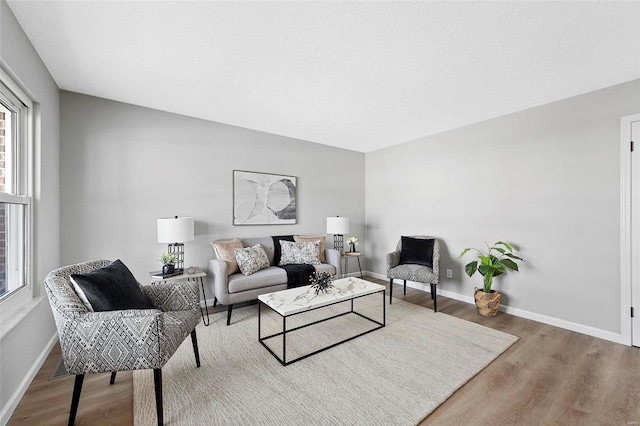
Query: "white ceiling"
6 1 640 153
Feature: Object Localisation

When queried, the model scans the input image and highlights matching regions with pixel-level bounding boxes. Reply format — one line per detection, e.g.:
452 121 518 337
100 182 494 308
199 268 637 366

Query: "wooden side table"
343 253 363 279
149 269 210 326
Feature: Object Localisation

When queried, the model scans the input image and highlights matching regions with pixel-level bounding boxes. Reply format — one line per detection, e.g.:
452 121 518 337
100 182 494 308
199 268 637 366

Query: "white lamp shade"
326 216 349 234
157 216 194 243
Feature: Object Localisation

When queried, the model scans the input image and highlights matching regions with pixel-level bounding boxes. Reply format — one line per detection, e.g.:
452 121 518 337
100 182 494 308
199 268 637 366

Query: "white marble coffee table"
258 277 385 365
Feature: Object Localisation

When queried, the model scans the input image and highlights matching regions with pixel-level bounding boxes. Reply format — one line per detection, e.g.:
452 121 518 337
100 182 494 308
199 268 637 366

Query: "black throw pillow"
70 259 153 312
272 235 294 266
399 237 434 268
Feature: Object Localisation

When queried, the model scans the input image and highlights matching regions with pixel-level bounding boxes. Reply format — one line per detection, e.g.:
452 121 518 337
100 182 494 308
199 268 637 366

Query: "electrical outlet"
446 269 453 278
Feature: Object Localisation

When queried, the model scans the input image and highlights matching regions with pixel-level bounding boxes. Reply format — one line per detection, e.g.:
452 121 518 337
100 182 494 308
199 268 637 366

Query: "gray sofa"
208 237 341 325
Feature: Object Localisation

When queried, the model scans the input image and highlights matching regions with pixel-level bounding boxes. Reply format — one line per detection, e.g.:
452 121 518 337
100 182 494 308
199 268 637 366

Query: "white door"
632 118 640 346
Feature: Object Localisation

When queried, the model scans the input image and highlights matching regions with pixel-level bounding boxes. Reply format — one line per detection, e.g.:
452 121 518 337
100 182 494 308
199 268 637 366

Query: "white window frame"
0 68 33 314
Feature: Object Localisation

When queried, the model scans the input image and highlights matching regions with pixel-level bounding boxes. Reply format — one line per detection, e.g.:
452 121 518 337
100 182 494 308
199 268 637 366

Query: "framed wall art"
233 170 297 225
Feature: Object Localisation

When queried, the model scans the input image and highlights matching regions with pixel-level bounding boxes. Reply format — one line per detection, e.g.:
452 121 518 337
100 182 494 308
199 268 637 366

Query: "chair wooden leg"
403 280 407 295
109 372 117 385
226 304 233 325
431 283 438 312
213 297 218 307
191 329 201 368
389 279 393 304
68 374 84 426
154 369 163 426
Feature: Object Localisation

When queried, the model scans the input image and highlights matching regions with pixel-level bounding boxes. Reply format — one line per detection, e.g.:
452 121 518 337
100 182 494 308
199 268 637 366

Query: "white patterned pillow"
294 235 326 263
234 244 270 276
279 240 321 266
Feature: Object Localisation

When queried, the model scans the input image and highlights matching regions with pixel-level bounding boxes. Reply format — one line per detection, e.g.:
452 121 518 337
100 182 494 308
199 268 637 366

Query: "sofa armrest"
325 248 341 278
386 251 400 270
208 258 230 303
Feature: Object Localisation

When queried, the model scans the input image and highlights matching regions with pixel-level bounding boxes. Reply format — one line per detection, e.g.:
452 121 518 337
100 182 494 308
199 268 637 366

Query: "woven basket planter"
474 288 501 317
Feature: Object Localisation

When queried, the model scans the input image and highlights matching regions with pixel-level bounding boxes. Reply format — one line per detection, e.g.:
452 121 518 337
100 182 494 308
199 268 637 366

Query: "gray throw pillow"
234 244 270 276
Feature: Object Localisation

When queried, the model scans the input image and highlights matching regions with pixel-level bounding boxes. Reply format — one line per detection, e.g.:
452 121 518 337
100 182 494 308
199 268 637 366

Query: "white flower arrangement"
346 236 359 245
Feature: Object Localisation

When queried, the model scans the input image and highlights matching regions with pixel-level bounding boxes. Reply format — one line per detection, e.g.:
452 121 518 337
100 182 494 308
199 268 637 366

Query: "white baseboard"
343 272 363 278
0 332 58 426
366 271 624 345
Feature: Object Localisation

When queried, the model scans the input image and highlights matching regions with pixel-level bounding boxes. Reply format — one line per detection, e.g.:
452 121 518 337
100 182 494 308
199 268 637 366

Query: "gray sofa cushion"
240 237 276 265
228 266 287 293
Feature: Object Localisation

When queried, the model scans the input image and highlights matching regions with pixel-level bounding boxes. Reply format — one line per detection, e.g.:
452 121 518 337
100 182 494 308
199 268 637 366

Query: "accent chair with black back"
386 236 440 311
44 259 201 426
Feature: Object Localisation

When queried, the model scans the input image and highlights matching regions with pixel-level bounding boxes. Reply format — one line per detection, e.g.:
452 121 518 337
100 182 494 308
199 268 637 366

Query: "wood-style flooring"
8 277 640 425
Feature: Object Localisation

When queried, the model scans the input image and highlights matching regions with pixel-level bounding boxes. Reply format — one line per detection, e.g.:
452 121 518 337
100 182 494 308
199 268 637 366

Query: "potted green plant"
158 253 178 275
458 241 523 317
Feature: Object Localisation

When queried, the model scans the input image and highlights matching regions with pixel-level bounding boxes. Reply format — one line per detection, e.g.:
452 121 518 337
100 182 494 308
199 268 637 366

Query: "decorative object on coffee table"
158 252 178 275
326 216 349 255
309 271 334 295
458 241 524 317
157 215 194 272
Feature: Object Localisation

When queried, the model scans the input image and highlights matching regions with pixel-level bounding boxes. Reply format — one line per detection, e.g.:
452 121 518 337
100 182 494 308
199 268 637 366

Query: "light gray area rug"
133 297 518 425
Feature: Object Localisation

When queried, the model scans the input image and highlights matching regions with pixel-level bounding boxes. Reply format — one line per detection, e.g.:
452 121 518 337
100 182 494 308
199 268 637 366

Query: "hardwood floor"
7 343 134 425
8 277 640 425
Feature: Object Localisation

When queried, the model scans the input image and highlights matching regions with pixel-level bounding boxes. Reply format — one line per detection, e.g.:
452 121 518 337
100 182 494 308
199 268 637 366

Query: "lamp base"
168 243 185 272
333 234 344 255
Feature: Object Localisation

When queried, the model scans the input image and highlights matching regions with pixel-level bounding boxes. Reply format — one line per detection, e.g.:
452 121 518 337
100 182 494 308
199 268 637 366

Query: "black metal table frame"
343 255 364 279
258 289 385 366
187 275 211 326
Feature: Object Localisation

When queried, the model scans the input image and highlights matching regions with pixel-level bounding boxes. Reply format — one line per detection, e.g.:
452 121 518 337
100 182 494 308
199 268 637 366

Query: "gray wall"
60 92 365 295
0 0 60 421
366 79 640 336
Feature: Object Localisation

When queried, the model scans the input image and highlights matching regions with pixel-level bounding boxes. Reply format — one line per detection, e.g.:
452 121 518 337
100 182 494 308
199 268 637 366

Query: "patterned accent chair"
386 236 441 311
44 260 201 426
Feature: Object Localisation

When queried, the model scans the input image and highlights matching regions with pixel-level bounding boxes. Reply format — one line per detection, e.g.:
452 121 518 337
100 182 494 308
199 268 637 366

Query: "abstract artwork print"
233 170 297 225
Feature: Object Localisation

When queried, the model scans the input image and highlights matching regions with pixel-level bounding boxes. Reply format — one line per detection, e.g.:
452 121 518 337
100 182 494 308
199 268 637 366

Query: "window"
0 76 32 306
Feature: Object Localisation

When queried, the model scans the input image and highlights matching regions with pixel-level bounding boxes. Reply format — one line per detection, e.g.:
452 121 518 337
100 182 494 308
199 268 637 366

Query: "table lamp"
326 216 349 255
157 216 194 273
